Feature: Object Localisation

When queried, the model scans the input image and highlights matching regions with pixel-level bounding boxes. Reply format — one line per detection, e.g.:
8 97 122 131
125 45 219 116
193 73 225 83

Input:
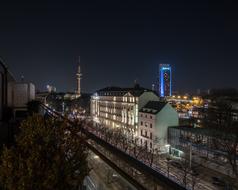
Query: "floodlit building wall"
90 90 159 137
139 103 179 150
155 104 179 144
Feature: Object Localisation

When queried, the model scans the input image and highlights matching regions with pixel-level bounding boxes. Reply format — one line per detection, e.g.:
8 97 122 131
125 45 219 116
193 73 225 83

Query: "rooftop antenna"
21 75 24 82
134 79 137 84
134 79 140 88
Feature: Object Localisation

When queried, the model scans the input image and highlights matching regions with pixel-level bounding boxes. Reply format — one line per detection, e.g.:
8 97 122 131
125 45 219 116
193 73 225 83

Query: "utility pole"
189 142 192 169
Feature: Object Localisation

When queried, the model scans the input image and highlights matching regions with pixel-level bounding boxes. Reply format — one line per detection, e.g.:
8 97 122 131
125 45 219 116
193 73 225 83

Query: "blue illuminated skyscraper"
157 64 171 97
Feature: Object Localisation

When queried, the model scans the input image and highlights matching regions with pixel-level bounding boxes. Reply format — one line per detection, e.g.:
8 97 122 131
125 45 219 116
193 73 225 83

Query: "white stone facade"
90 87 159 136
139 102 179 150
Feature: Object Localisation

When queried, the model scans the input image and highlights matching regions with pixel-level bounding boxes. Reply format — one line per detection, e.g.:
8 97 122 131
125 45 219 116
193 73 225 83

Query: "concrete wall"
155 103 179 145
8 82 35 108
139 103 179 149
139 112 156 148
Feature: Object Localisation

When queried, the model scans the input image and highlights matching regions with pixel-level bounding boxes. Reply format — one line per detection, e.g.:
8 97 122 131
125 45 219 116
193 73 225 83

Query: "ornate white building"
90 86 159 136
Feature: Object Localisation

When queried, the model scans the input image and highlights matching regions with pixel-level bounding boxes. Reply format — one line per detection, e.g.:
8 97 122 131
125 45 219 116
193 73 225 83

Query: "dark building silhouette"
0 59 15 121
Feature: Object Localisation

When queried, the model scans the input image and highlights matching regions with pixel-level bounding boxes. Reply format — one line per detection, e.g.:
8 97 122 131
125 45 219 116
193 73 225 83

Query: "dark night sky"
0 0 237 93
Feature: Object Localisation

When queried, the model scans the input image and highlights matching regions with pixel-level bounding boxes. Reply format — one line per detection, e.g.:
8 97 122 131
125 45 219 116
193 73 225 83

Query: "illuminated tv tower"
76 56 82 96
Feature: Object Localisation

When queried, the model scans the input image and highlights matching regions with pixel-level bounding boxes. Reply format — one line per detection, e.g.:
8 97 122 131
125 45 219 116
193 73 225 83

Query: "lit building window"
131 116 134 125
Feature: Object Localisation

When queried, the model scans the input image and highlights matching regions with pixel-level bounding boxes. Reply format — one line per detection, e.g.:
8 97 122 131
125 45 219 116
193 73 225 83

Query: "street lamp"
93 155 99 159
165 144 171 154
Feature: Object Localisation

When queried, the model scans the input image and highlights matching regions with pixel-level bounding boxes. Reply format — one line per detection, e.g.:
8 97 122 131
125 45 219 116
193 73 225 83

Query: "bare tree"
179 157 191 188
204 100 238 177
212 127 238 177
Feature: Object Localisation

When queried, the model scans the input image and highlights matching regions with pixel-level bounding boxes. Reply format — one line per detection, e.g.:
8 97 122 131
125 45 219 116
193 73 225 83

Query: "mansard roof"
139 101 167 114
96 85 157 97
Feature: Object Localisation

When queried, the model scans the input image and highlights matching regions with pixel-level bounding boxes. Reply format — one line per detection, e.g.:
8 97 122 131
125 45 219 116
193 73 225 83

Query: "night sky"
0 1 237 93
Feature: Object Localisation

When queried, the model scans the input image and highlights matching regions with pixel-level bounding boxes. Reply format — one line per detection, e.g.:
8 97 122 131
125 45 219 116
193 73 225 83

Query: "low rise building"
168 126 237 177
139 101 179 149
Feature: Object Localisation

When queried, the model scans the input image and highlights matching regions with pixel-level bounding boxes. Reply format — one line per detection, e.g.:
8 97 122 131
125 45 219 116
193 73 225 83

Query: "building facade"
168 126 237 176
8 82 35 116
139 101 179 149
157 64 172 97
0 60 15 120
90 86 159 136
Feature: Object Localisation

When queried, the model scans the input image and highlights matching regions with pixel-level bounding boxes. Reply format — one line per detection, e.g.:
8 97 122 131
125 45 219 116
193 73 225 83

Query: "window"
145 131 147 137
141 130 143 135
150 142 152 149
150 132 152 139
141 121 143 125
150 123 152 128
150 115 153 119
145 114 147 118
141 114 143 117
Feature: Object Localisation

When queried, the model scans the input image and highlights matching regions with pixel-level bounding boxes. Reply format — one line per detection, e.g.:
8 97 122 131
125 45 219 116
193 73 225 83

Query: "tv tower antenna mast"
76 56 82 97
